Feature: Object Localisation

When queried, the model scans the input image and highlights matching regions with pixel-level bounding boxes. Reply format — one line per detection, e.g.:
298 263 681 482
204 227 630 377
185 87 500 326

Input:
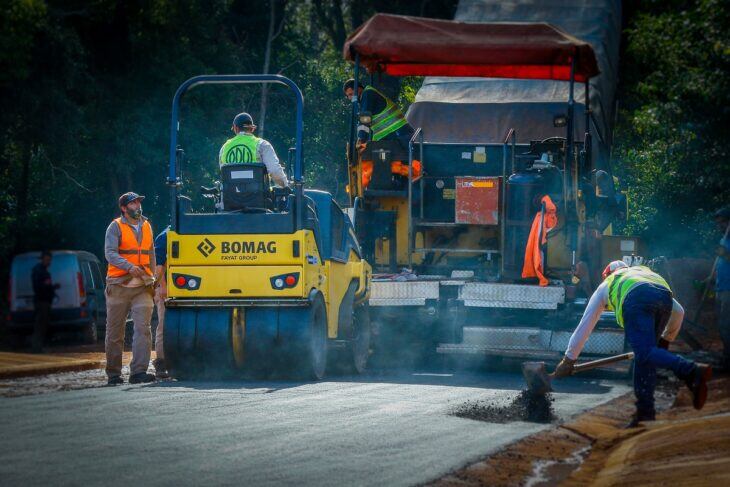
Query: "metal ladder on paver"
405 127 517 276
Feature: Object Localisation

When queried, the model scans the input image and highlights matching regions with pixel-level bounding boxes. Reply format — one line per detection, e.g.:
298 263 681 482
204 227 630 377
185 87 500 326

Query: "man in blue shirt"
711 207 730 369
153 226 170 378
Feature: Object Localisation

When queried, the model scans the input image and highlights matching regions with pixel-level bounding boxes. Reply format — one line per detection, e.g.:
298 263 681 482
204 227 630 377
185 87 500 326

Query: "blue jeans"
623 284 696 417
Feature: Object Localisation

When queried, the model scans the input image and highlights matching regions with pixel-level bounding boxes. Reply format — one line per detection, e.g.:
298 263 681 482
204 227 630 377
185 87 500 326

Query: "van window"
11 254 80 309
91 262 104 289
80 261 94 290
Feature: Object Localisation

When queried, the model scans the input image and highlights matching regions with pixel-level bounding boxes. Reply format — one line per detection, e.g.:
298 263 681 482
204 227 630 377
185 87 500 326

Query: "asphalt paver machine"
342 14 636 366
164 75 371 379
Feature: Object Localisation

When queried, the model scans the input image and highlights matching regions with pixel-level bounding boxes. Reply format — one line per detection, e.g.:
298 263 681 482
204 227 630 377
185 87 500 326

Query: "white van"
8 251 106 344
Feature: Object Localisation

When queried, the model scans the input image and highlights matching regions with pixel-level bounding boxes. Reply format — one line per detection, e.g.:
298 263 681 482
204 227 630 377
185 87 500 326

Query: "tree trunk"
313 0 346 52
12 144 32 254
259 0 286 138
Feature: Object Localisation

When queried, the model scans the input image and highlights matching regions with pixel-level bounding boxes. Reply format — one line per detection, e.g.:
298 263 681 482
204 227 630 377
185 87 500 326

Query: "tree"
613 0 730 255
259 0 288 137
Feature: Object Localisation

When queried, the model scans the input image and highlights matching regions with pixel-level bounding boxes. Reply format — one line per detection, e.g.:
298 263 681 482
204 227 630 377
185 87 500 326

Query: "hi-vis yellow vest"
364 86 408 141
604 266 671 327
219 133 262 165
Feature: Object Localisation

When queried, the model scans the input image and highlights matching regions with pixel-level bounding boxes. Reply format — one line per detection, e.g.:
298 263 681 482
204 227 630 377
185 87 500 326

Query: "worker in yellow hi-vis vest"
555 261 712 427
343 79 421 188
219 112 288 187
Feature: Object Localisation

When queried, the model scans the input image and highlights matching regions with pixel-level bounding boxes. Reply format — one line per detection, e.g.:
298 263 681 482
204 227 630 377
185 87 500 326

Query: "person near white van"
104 192 156 385
31 250 59 352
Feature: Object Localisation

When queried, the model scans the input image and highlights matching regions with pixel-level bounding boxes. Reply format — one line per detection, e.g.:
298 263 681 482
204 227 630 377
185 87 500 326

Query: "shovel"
522 352 635 395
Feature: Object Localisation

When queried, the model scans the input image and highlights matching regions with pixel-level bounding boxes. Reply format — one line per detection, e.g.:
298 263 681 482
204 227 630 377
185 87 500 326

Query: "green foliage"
0 0 47 85
613 0 730 255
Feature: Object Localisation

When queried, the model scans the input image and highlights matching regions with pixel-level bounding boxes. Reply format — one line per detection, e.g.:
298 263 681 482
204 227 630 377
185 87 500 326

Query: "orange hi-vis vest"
106 217 154 278
522 195 558 287
360 160 422 188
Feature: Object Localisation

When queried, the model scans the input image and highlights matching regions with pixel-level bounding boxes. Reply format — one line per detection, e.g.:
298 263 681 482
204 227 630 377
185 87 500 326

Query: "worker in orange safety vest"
103 192 157 386
522 195 558 286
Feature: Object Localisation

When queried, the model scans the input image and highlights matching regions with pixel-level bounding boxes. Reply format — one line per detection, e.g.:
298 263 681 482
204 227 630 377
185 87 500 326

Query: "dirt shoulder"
565 374 730 486
430 374 729 486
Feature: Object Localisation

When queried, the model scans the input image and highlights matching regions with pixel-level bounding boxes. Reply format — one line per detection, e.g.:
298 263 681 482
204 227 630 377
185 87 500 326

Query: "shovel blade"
522 361 552 395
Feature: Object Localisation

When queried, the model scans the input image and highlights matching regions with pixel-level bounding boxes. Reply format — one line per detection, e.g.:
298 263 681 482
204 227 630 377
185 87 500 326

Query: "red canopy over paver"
343 14 599 82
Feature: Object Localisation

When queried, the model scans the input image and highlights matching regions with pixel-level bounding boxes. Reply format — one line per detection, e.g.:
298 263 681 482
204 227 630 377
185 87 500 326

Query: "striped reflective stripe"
364 86 408 141
373 118 407 141
118 249 152 255
606 266 671 327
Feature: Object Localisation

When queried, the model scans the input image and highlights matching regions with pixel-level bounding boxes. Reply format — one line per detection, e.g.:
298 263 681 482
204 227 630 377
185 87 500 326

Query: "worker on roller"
343 79 421 187
555 261 712 427
104 192 157 386
219 112 288 187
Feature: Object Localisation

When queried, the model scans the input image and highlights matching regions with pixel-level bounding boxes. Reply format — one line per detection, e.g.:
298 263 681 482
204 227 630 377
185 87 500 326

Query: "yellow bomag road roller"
163 75 371 380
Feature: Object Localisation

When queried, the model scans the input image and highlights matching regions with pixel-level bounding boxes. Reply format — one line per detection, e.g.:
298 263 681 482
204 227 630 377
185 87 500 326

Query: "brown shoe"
687 364 713 410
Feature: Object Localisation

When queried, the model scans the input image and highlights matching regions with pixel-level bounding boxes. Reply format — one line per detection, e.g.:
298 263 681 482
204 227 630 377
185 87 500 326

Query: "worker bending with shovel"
555 261 712 427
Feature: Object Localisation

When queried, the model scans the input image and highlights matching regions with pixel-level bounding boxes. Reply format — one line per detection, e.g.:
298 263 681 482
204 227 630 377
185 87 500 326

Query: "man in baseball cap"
218 112 288 188
118 191 145 207
102 191 157 385
555 260 711 427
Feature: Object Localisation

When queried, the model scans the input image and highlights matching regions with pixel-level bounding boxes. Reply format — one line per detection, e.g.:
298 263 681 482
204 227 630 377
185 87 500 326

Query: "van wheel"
82 319 98 344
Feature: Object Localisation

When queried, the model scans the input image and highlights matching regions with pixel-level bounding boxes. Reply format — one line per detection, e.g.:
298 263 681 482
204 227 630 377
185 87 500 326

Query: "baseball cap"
118 192 145 207
233 112 255 128
602 260 629 280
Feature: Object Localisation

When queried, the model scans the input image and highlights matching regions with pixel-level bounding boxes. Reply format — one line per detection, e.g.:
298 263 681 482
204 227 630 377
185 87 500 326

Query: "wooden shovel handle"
573 352 635 373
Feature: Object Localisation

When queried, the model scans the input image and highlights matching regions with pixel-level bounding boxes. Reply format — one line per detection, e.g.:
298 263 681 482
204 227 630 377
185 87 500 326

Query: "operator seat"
220 163 271 212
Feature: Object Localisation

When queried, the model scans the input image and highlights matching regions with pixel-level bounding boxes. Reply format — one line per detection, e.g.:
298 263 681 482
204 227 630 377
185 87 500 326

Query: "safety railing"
407 127 424 268
501 128 516 277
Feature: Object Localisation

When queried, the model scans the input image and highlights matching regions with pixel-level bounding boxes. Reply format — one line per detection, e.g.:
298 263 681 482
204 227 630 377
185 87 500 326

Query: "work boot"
107 376 124 386
153 359 170 379
129 372 156 384
625 410 655 429
685 363 712 410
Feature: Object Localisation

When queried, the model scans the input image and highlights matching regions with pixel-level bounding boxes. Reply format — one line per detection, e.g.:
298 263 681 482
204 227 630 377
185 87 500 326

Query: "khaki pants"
154 287 165 360
105 284 154 377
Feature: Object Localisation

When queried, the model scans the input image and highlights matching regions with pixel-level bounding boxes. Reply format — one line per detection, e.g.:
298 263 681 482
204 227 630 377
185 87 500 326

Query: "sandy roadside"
429 373 729 486
564 374 730 486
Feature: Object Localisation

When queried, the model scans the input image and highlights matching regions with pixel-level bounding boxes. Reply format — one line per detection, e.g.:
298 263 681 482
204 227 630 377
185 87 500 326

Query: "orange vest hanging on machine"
521 195 558 287
360 159 422 188
106 218 154 278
